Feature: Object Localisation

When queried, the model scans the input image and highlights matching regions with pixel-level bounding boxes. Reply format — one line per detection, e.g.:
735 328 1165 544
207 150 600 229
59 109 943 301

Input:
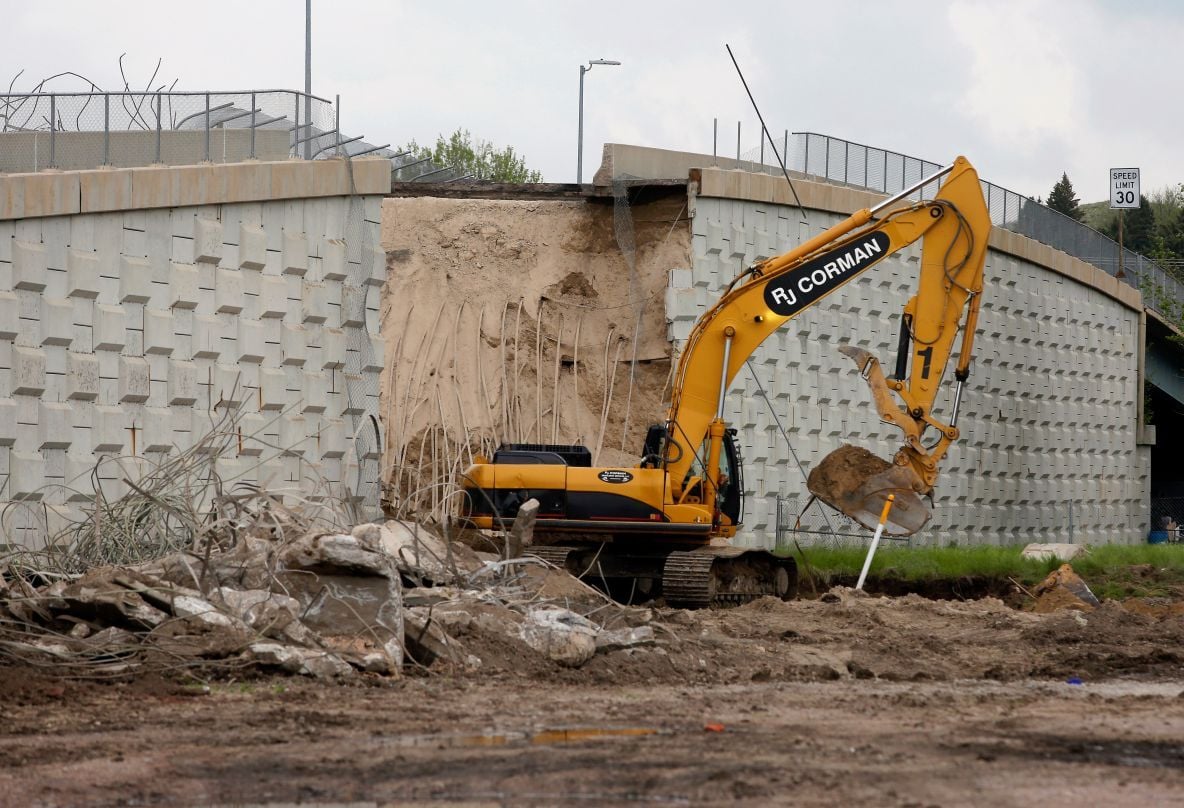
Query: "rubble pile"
0 518 656 680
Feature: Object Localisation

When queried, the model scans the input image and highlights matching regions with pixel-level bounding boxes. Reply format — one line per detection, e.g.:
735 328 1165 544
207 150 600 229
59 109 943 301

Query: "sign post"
1110 168 1140 279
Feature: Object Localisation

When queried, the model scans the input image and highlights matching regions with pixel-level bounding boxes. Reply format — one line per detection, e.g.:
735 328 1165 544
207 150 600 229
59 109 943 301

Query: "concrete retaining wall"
669 167 1149 547
0 158 390 547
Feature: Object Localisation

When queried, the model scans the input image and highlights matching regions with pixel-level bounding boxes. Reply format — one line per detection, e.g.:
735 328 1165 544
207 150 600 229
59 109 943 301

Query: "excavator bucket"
807 444 932 536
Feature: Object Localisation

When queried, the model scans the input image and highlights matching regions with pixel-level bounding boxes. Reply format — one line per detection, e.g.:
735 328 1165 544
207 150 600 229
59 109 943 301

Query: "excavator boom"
661 156 990 534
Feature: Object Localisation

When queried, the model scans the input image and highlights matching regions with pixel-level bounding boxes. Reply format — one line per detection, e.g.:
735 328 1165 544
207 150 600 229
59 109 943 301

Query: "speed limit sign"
1110 168 1140 209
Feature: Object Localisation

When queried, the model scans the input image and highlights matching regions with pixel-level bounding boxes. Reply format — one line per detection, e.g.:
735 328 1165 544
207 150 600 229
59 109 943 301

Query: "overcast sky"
5 0 1181 201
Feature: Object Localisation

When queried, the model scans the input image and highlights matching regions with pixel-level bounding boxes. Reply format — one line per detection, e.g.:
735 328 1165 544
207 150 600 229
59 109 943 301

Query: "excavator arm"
662 156 990 535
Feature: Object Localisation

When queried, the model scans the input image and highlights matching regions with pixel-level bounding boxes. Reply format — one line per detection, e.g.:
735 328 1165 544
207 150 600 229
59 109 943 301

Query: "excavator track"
663 548 797 609
525 545 577 573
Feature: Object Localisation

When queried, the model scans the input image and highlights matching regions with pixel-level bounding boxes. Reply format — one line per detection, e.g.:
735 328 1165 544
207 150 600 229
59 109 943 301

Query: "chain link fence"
719 127 1183 317
1149 498 1184 543
0 89 463 182
773 495 912 552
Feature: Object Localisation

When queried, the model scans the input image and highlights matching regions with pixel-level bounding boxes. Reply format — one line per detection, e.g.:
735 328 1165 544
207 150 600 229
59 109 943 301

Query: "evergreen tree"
1046 172 1084 221
1105 194 1157 255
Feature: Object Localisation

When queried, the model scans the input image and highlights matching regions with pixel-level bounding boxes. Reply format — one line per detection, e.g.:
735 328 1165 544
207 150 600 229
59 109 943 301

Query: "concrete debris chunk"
380 520 481 582
1022 543 1087 563
519 607 599 668
279 532 394 577
596 625 656 652
245 642 355 679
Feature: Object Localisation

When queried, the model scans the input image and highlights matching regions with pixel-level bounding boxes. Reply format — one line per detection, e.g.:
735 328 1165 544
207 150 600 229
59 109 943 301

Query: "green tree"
403 128 543 183
1046 172 1084 221
1162 204 1184 263
1105 194 1157 255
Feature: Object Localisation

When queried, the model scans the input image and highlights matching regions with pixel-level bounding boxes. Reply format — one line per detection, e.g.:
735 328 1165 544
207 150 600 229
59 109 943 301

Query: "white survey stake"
1110 167 1140 209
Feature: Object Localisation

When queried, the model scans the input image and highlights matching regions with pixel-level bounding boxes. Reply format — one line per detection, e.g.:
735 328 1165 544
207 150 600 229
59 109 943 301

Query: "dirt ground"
2 590 1183 807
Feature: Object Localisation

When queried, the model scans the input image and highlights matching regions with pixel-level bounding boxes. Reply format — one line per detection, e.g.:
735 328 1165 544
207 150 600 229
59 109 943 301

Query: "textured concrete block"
213 364 247 408
12 241 47 291
215 268 244 314
193 217 223 264
321 238 347 281
259 368 286 411
322 328 344 369
40 298 73 347
301 281 327 324
191 315 221 360
169 262 200 309
143 309 174 355
282 231 309 276
93 304 126 352
319 418 345 458
363 336 385 373
238 319 265 364
118 357 150 403
119 256 153 303
239 225 266 269
67 352 99 401
259 275 287 319
168 359 198 406
13 347 46 396
302 371 328 413
93 406 127 452
39 402 72 450
363 246 386 287
0 292 18 340
281 324 307 366
340 284 366 328
142 407 174 453
0 398 15 445
67 250 101 299
9 452 45 500
280 414 307 456
236 412 267 456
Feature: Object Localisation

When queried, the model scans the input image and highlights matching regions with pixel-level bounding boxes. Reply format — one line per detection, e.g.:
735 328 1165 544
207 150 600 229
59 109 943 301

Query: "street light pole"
576 58 621 185
304 0 312 159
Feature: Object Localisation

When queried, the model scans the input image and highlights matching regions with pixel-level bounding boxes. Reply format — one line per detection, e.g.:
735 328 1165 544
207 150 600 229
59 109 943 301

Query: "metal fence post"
783 130 788 168
804 135 809 175
735 120 740 163
294 93 300 157
154 91 162 164
712 118 717 165
204 92 211 162
334 94 340 156
48 94 56 168
249 92 256 159
102 93 110 166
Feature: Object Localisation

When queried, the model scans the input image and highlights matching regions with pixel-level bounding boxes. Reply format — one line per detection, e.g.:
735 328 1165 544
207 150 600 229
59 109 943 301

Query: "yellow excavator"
459 156 991 606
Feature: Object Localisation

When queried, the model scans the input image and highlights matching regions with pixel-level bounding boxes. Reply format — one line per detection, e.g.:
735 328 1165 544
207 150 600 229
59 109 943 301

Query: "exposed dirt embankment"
380 194 689 517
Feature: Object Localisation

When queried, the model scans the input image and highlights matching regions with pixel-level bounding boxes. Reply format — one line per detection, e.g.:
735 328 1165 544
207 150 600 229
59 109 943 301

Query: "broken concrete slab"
380 520 482 582
596 625 656 652
519 607 599 668
1022 543 1087 563
245 642 354 679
